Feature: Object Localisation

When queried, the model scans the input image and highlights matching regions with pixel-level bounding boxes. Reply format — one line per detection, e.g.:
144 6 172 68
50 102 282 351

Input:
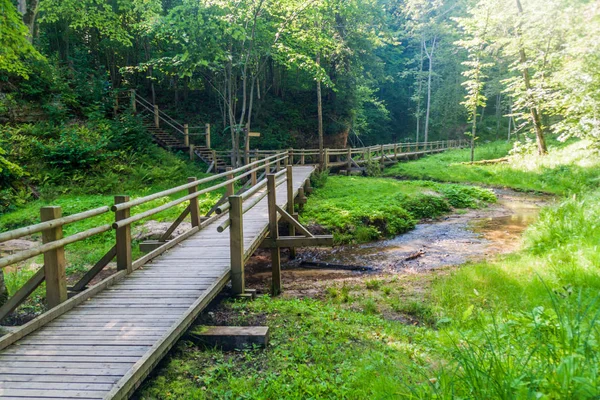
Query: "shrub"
401 193 452 219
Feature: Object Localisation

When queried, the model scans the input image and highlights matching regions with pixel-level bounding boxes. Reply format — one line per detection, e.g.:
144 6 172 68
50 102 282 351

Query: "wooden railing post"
324 148 329 170
288 148 293 165
346 148 352 176
394 143 398 159
188 177 201 228
300 149 305 165
205 123 211 148
380 144 384 168
114 196 132 274
226 167 234 197
286 166 296 259
276 157 281 172
267 174 281 295
189 144 195 161
154 105 159 128
184 124 189 147
40 206 67 308
251 161 257 186
229 195 245 295
130 89 136 113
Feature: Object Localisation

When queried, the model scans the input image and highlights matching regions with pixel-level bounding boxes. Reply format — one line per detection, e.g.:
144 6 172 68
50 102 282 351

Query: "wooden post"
244 122 250 166
251 159 257 186
184 124 189 147
40 207 67 308
276 158 281 172
189 144 194 161
300 149 305 165
297 187 305 212
154 105 159 128
114 196 132 274
394 143 398 159
229 195 244 295
267 174 281 295
264 159 270 175
188 177 201 228
130 89 136 113
226 167 234 197
288 148 293 165
205 123 211 148
286 166 296 259
324 148 329 170
346 148 352 176
380 144 384 168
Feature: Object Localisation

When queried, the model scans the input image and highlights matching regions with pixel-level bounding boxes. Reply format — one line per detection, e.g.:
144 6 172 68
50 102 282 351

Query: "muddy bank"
245 188 550 296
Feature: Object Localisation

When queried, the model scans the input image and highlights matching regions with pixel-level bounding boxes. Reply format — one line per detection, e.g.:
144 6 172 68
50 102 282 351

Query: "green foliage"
0 0 44 79
309 169 329 189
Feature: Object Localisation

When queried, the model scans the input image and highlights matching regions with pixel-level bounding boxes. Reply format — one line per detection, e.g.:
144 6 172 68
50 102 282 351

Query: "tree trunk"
424 37 437 145
316 52 324 169
515 0 547 155
416 39 424 144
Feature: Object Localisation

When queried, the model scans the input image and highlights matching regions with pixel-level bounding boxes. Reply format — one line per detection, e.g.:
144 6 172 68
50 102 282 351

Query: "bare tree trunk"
496 93 502 139
423 36 437 145
317 52 324 169
515 0 547 155
416 39 424 144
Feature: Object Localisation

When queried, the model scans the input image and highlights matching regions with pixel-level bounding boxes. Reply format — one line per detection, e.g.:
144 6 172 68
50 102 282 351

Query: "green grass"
385 139 600 195
301 176 495 244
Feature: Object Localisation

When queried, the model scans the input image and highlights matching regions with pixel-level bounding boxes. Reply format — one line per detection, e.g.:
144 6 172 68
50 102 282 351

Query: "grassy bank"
301 175 495 244
385 139 600 195
138 139 600 399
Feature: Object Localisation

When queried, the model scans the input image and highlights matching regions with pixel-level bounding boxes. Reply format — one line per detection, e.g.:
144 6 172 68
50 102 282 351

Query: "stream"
245 188 550 295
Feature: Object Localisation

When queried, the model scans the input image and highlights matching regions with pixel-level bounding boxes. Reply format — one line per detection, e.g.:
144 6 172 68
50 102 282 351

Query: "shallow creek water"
245 189 550 291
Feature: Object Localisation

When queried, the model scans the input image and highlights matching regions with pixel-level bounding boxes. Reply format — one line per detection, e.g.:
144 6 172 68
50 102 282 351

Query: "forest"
1 0 600 398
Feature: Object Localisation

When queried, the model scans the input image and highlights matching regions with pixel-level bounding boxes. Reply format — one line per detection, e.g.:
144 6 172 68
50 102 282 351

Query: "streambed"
245 188 550 295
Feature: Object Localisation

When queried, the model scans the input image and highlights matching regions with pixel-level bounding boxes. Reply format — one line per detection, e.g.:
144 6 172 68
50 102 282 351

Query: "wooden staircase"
142 120 187 150
194 146 228 173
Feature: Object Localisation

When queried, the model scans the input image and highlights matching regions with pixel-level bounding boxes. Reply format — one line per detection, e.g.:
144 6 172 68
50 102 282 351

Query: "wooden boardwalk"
0 166 315 400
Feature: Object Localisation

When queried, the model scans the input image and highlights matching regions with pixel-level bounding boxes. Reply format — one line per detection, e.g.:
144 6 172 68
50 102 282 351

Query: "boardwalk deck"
0 166 315 400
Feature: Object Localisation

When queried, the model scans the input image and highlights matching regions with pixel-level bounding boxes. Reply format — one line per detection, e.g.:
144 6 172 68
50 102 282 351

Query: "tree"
0 0 43 79
456 2 493 162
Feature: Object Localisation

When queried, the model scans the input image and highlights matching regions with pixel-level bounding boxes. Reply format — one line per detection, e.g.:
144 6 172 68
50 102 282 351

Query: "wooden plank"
0 375 118 384
1 348 149 357
33 327 167 334
0 381 113 391
104 271 231 399
0 355 140 363
0 270 128 351
0 361 135 369
0 367 127 376
18 339 158 346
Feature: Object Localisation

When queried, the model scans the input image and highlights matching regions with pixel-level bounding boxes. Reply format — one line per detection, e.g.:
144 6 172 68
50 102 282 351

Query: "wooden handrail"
0 206 109 243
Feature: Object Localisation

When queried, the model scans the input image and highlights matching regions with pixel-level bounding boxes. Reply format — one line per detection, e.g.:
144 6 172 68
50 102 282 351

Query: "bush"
38 123 112 169
401 193 452 219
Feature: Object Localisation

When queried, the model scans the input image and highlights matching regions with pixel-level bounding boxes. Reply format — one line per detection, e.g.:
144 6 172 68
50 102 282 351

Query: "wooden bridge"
0 142 464 399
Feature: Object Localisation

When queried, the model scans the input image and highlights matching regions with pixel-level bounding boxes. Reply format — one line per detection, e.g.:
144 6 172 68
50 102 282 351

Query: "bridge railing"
0 152 288 326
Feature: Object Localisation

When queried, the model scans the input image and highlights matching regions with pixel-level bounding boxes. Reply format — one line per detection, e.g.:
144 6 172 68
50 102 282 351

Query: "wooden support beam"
262 235 334 248
188 178 201 228
159 206 191 241
70 245 116 292
267 174 281 296
300 149 305 165
229 195 244 295
154 105 159 128
184 124 189 147
275 205 313 238
114 195 132 274
347 148 352 176
40 206 67 308
130 89 136 113
0 268 44 322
